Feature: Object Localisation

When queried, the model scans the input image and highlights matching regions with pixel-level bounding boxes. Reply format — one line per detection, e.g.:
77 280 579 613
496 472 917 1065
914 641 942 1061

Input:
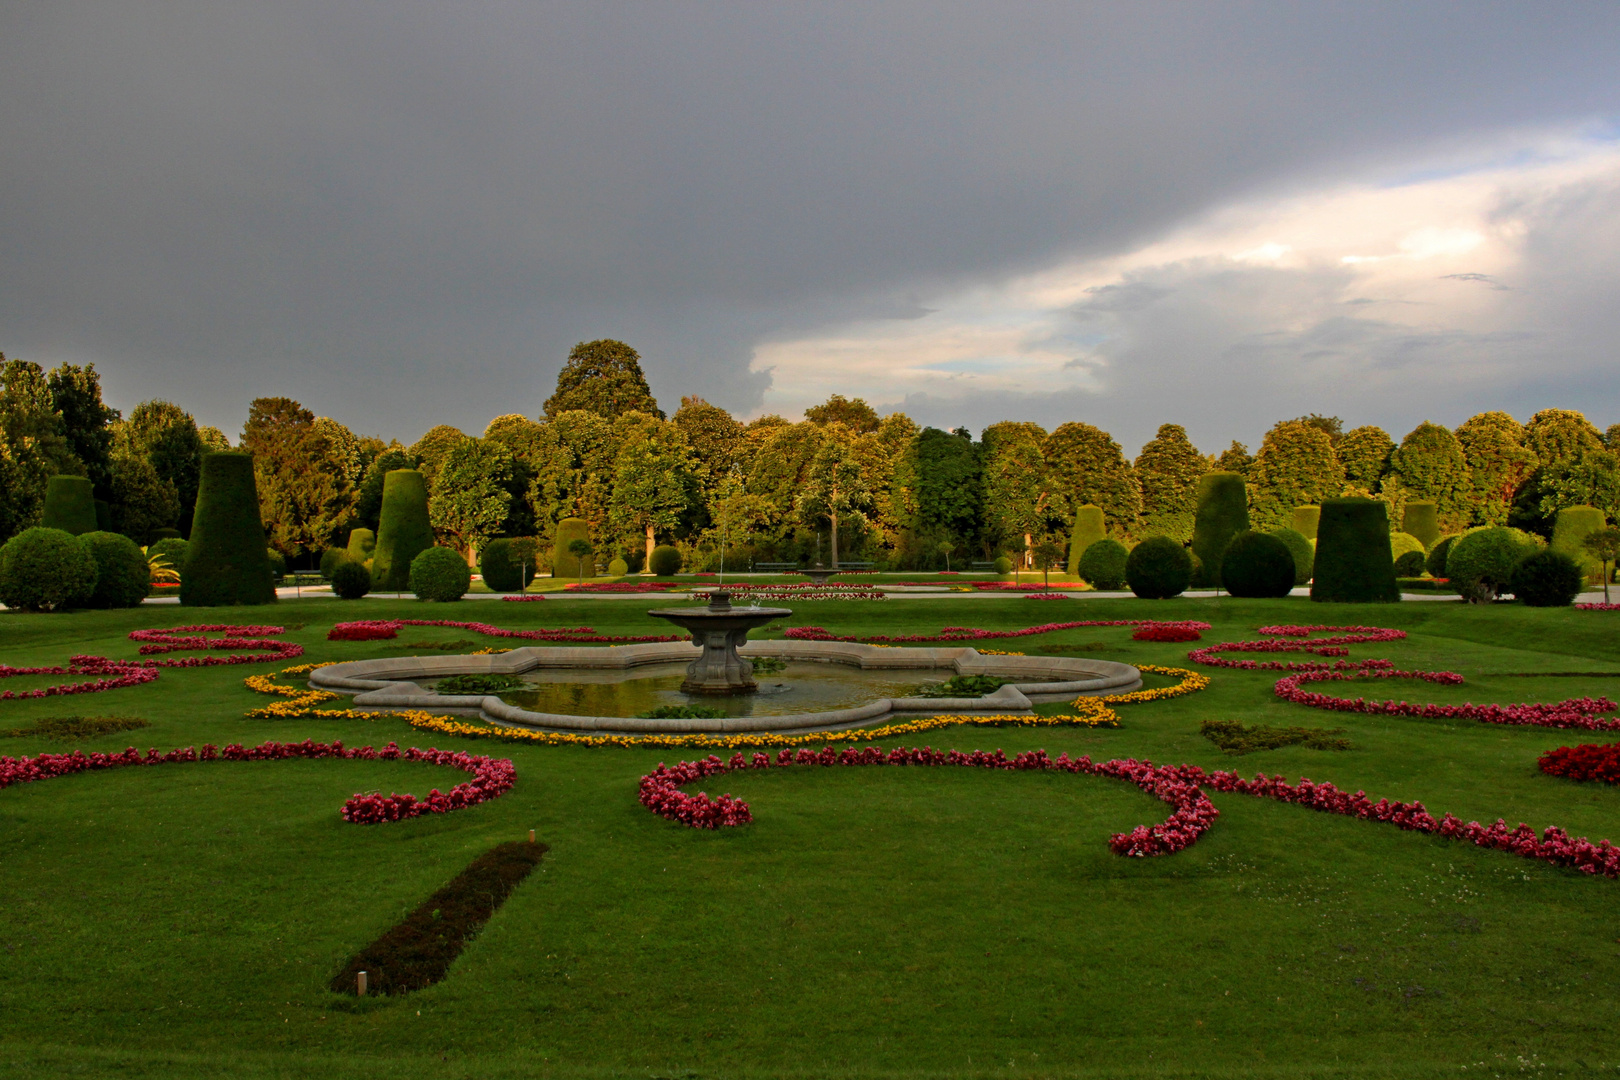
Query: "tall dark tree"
47 363 118 497
354 447 416 533
119 401 205 535
0 356 81 541
893 427 983 544
240 397 352 557
804 394 880 433
543 339 662 420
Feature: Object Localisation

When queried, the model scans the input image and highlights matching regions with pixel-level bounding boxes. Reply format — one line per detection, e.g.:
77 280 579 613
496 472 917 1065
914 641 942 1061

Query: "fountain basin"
645 590 790 694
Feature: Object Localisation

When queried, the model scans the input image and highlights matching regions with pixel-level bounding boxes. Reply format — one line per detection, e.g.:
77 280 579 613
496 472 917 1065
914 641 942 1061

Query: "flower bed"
499 595 547 602
1023 593 1070 600
1576 603 1620 611
786 619 1211 645
1132 624 1203 642
698 584 885 601
325 619 679 644
0 737 514 824
1187 625 1407 672
1539 743 1620 783
561 582 676 593
973 582 1086 591
2 626 303 701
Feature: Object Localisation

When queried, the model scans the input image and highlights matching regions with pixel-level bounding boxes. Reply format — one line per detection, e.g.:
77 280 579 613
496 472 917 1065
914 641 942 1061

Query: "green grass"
3 597 1620 1077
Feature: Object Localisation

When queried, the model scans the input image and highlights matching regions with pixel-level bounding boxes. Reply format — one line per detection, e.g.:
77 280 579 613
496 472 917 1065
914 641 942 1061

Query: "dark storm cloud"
2 2 1618 439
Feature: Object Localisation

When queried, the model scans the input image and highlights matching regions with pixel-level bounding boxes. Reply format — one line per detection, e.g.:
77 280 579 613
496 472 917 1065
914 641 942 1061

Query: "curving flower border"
787 619 1211 645
0 738 514 824
325 619 680 644
2 625 304 701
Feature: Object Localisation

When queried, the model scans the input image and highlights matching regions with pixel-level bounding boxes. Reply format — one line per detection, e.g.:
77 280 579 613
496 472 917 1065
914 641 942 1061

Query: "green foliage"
797 424 874 567
649 544 682 576
1550 505 1606 580
1125 535 1191 599
1390 532 1425 562
479 538 535 593
1200 718 1350 755
1426 534 1458 577
803 394 880 433
1190 472 1249 588
1336 426 1394 488
1291 504 1320 541
346 528 376 559
1530 450 1620 525
544 339 663 420
1447 526 1535 603
434 674 525 694
408 425 471 489
1403 501 1440 550
918 675 1010 698
46 363 117 497
892 428 984 552
1510 550 1584 607
1455 412 1537 527
1066 505 1106 576
319 546 351 579
1077 539 1128 590
1394 550 1427 576
1249 421 1343 530
331 558 371 600
1042 422 1140 531
1524 408 1603 467
609 413 693 563
2 715 148 740
266 548 287 580
1269 527 1314 585
354 448 414 533
992 555 1014 574
607 557 629 576
119 400 205 536
371 470 434 591
241 397 354 558
1389 422 1470 524
1133 424 1204 542
1220 530 1296 599
637 704 726 719
1582 526 1620 602
551 518 594 579
40 475 98 535
409 547 471 602
428 436 514 559
0 358 81 544
1214 440 1253 477
181 453 276 607
1310 498 1400 603
109 451 181 544
0 527 97 611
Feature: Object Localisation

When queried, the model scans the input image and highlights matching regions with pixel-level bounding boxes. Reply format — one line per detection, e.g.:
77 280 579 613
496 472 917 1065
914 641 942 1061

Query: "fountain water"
645 590 792 695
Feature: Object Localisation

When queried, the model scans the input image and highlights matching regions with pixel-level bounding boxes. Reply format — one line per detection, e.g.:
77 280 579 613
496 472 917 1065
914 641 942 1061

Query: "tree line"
3 341 1617 571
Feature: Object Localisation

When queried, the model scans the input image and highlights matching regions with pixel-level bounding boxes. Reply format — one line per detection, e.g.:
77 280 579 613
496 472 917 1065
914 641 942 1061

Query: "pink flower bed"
973 582 1085 591
1023 593 1070 600
638 746 1218 855
1187 624 1407 672
500 595 547 602
1540 743 1620 783
785 619 1211 645
0 738 514 825
1577 603 1620 611
562 582 677 593
0 656 159 700
1132 624 1203 642
2 625 303 701
326 619 679 644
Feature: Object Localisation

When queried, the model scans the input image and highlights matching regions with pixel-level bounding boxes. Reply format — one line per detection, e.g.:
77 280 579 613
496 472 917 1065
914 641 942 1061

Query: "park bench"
752 561 799 573
969 561 1000 572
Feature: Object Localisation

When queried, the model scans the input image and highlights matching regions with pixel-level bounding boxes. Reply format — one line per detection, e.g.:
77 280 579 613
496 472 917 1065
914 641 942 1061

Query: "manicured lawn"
3 596 1620 1077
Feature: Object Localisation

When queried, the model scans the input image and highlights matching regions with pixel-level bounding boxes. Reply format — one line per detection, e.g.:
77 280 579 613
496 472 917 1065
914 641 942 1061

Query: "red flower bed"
638 746 1218 856
0 738 514 824
561 582 677 593
326 618 679 645
785 619 1211 645
1577 603 1620 611
1187 624 1407 671
500 595 547 602
0 656 159 700
1023 593 1070 600
2 625 302 700
1540 743 1620 783
1132 624 1203 642
974 582 1085 591
328 621 402 641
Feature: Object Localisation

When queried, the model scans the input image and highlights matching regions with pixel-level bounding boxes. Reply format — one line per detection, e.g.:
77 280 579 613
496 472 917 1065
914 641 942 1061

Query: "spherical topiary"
1269 527 1314 586
409 546 471 601
551 518 594 579
1551 505 1607 582
1077 538 1129 590
607 556 630 576
1310 498 1400 603
346 528 376 561
371 470 434 592
76 531 151 608
1390 531 1425 563
1426 534 1458 578
1067 505 1107 576
649 544 683 577
1221 531 1297 598
1395 550 1427 576
150 527 183 542
992 555 1014 575
1191 472 1249 587
1447 527 1534 603
1510 550 1584 607
267 548 287 580
0 527 98 611
148 537 189 569
1292 505 1320 541
478 538 531 593
1402 501 1440 551
1126 536 1192 599
40 475 99 535
181 452 277 607
318 546 350 580
331 558 372 600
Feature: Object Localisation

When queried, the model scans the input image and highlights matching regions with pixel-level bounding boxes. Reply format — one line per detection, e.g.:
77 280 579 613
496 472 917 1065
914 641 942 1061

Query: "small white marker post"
357 970 368 996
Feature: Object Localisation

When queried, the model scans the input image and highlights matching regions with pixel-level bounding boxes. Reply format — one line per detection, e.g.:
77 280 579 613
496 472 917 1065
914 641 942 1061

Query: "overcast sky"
4 3 1620 455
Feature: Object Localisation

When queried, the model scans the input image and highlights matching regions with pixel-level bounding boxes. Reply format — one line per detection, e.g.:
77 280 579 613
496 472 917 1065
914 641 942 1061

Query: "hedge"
40 475 98 535
181 453 276 607
1394 550 1427 576
1077 538 1129 590
1510 550 1583 607
371 470 434 592
1426 534 1458 578
1447 527 1534 603
1125 536 1192 599
551 518 593 579
95 499 112 532
649 544 683 577
319 546 351 580
331 559 371 600
1191 472 1249 588
1291 505 1320 541
410 546 471 601
0 527 98 611
1310 498 1400 603
346 528 377 560
151 527 182 542
479 538 534 593
78 531 151 608
1551 505 1607 582
1402 501 1440 550
1066 505 1107 576
1221 531 1296 598
1269 527 1314 586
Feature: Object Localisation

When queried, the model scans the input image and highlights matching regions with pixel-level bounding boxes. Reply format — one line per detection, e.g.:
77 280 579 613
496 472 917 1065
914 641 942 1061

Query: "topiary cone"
1310 498 1400 603
180 452 276 606
40 475 98 535
1551 505 1607 582
346 528 377 560
1402 501 1440 551
1066 505 1106 576
370 470 434 592
1292 505 1320 541
1191 472 1249 588
551 518 592 579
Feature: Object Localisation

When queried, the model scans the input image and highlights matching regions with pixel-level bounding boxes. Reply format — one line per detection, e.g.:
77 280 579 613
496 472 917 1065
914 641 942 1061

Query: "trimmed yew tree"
181 452 276 606
1551 505 1607 581
370 469 434 592
1269 527 1315 586
1221 531 1297 598
1191 472 1249 588
551 518 593 579
1291 505 1320 541
40 475 98 535
78 531 151 608
1311 498 1400 603
1066 505 1106 576
1402 501 1440 550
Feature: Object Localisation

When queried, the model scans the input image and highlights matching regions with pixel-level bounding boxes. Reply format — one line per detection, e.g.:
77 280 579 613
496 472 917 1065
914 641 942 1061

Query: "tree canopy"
544 339 662 420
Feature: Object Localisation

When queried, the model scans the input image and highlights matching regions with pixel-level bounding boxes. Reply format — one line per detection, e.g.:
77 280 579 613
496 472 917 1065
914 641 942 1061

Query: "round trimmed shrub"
267 549 287 580
1191 472 1249 587
649 544 683 577
1551 505 1607 582
551 518 593 579
992 555 1014 575
0 527 98 611
1221 531 1296 598
1426 534 1458 578
181 452 276 607
371 470 434 592
1126 536 1192 599
1067 505 1106 576
77 531 151 608
319 546 350 580
1310 498 1400 604
1395 550 1427 576
1269 527 1314 586
1390 531 1425 562
409 547 471 601
345 528 376 561
148 537 189 570
1402 501 1440 551
1077 538 1129 590
479 538 532 593
1292 505 1320 541
40 475 98 535
1510 550 1584 607
607 556 630 576
331 558 371 600
1447 527 1534 603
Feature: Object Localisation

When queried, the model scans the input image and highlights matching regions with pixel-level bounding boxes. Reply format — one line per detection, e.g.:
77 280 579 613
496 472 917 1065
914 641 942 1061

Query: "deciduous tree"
1389 421 1470 527
1134 424 1203 542
240 397 353 558
1043 422 1140 532
1248 420 1343 529
1336 425 1395 488
1456 412 1537 526
429 437 514 563
608 413 694 565
544 339 662 420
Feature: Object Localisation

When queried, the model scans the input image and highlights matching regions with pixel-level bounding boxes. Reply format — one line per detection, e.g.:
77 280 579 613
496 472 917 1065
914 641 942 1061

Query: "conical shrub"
1311 498 1400 603
1191 472 1249 588
181 452 276 606
1292 505 1320 541
1551 505 1607 582
346 528 376 560
1402 501 1440 550
371 470 434 591
40 475 98 535
552 518 593 579
1066 505 1106 576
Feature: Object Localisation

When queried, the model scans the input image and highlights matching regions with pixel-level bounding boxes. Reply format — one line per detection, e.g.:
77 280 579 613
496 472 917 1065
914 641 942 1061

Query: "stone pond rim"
644 589 793 695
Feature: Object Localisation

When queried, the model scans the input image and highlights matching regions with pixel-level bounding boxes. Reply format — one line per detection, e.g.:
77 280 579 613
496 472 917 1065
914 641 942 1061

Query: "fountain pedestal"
647 591 792 695
798 562 840 585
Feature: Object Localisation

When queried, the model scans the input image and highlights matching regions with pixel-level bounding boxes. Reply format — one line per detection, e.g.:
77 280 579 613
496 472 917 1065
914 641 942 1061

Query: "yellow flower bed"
244 663 1208 752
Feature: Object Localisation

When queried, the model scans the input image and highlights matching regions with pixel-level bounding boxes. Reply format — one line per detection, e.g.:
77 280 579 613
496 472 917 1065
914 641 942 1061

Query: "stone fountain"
645 590 792 694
